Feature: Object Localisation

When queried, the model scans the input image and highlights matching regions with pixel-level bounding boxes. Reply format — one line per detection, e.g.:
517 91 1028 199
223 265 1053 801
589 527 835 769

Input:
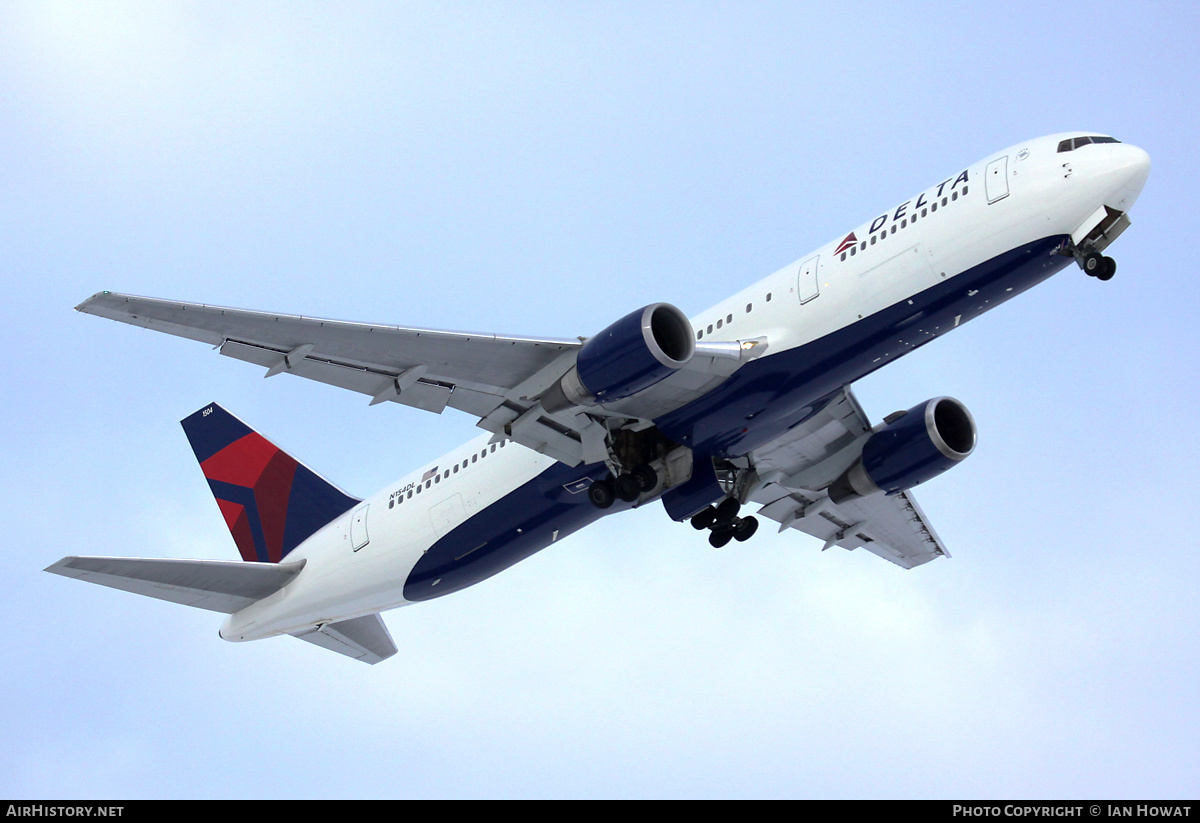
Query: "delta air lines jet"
48 133 1151 664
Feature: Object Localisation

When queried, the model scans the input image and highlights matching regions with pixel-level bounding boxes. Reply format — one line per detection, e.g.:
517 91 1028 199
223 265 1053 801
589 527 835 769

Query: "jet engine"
541 303 695 412
828 397 976 504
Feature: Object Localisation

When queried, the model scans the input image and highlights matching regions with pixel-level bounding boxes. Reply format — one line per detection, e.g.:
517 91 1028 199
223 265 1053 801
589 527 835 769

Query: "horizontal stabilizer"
45 556 304 614
291 614 397 665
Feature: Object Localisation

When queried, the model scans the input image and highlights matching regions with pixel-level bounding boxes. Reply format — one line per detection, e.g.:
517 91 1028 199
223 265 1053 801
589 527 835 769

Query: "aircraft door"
797 256 820 304
351 504 370 551
985 156 1009 203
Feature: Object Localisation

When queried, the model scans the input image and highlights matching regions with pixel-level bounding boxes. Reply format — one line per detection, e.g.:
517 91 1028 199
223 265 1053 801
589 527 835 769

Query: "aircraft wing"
77 291 610 466
747 387 950 569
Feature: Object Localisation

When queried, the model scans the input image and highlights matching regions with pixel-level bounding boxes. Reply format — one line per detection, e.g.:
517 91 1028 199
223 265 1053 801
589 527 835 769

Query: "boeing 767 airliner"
48 133 1150 663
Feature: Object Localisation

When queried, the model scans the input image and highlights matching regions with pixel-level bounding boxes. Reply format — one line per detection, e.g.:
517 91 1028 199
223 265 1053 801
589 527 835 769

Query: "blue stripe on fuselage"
403 235 1073 600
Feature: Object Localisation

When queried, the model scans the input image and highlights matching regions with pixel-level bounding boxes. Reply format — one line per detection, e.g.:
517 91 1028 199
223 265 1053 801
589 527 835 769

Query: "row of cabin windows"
695 292 773 339
839 186 968 262
389 440 507 508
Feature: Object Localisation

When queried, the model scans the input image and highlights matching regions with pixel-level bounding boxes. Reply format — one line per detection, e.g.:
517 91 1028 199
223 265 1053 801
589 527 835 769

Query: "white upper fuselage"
682 133 1148 361
221 133 1150 642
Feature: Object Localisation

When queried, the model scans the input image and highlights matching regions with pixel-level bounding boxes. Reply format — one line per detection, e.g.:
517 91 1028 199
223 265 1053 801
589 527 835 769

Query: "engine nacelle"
541 303 695 412
828 397 976 504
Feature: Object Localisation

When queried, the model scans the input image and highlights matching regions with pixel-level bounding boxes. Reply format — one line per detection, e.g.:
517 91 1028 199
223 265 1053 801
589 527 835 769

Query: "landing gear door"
797 256 820 304
986 156 1009 203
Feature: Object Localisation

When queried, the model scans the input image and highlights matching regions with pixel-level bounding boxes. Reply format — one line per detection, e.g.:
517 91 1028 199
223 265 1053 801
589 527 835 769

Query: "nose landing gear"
1080 250 1116 281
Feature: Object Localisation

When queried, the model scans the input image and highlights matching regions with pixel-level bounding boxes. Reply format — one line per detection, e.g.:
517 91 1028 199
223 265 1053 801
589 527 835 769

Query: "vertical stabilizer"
181 403 359 562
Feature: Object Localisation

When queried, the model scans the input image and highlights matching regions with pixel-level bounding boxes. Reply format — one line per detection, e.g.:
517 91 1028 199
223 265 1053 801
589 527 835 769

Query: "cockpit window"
1057 135 1121 152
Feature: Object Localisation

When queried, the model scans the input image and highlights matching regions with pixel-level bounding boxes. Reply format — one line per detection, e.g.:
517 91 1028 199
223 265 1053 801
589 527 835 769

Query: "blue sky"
3 1 1198 799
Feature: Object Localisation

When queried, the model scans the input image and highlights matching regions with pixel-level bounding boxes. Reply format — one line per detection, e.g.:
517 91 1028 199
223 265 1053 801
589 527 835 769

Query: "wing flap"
291 614 397 665
45 556 305 613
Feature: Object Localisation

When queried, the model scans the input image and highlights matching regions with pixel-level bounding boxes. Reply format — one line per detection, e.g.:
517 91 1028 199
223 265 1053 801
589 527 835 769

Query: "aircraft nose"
1109 143 1151 210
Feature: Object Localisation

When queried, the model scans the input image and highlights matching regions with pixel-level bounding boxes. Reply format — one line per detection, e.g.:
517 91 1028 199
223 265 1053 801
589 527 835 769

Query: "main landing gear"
1080 250 1116 281
690 498 759 548
586 427 678 510
587 463 658 509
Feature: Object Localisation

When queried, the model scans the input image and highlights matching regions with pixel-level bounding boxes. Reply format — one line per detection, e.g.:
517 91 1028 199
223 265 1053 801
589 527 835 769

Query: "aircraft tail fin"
180 403 360 563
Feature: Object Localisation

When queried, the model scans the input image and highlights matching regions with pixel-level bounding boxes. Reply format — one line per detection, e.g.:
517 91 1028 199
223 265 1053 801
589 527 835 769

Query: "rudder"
181 403 360 563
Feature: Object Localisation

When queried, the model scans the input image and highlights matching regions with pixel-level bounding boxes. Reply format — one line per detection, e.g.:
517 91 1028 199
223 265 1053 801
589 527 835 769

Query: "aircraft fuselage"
219 133 1150 644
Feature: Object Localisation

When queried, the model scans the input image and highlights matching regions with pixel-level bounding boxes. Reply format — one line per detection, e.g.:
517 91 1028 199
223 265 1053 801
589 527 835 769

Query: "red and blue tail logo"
181 404 359 563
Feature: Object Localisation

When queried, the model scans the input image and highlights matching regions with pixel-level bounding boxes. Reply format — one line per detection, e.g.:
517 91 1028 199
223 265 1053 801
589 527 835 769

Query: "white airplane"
48 133 1150 664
